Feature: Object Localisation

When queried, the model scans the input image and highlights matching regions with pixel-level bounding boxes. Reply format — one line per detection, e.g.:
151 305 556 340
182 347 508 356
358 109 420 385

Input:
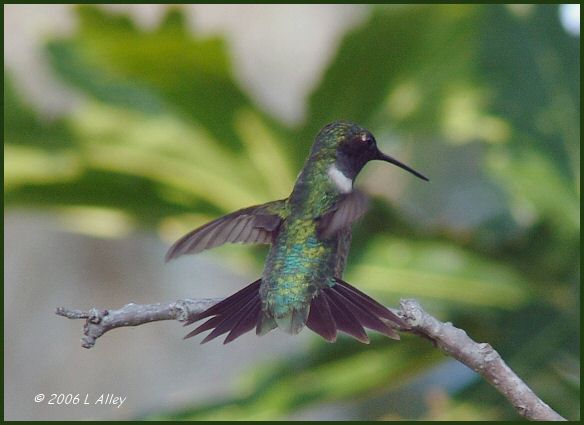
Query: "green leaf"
4 74 73 150
347 236 531 309
4 4 579 420
153 338 444 420
297 6 433 153
4 73 80 189
297 5 482 156
46 5 257 150
480 5 580 182
486 145 580 236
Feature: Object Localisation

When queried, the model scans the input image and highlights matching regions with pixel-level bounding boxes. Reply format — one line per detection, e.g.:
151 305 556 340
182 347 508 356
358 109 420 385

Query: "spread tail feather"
184 279 263 344
306 278 404 343
184 277 404 344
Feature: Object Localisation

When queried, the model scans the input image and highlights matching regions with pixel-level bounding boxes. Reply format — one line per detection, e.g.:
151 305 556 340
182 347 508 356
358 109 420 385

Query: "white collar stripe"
327 165 352 193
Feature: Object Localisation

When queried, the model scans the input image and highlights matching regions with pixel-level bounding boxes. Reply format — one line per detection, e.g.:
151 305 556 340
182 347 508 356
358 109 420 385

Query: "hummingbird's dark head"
316 121 429 182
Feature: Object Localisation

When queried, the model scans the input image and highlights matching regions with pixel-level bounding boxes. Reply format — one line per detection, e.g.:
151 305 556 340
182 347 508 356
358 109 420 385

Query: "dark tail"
306 278 403 344
184 277 404 344
184 279 263 344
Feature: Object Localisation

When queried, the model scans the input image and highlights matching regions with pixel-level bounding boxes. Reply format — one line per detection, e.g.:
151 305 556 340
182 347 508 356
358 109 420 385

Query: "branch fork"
56 298 566 420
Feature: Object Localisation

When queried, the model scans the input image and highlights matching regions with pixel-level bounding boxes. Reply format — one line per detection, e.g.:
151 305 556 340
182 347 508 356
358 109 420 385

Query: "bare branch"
56 297 566 421
56 299 219 349
397 299 566 421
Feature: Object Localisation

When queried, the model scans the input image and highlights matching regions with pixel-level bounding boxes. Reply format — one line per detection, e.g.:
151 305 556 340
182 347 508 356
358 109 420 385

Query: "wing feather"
317 190 369 239
166 200 286 261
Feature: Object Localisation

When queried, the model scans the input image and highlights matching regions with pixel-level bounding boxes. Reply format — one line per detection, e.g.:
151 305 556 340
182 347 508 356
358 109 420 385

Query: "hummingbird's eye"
358 132 374 146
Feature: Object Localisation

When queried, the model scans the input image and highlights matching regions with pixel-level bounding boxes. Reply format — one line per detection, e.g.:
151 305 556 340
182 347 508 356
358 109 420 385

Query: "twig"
56 298 566 421
55 299 218 349
397 299 566 421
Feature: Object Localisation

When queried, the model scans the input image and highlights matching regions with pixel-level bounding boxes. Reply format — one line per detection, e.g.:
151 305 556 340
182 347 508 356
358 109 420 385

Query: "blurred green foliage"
4 4 579 420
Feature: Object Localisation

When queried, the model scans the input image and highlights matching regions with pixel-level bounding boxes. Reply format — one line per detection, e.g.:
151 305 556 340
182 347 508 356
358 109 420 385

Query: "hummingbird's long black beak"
377 151 429 181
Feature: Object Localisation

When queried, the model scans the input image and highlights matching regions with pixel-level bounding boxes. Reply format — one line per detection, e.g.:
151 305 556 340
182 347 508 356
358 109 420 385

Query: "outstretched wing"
165 199 287 262
317 189 369 239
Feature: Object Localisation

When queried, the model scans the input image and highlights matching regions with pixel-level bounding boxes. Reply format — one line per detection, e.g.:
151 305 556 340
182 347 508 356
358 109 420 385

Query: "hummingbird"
166 121 428 344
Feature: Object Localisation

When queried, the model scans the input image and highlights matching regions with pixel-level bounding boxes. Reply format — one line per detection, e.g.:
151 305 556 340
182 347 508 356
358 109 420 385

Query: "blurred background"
4 4 580 420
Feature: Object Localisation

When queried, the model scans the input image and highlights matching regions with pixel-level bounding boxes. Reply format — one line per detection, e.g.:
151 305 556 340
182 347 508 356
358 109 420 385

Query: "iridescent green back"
260 121 365 333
